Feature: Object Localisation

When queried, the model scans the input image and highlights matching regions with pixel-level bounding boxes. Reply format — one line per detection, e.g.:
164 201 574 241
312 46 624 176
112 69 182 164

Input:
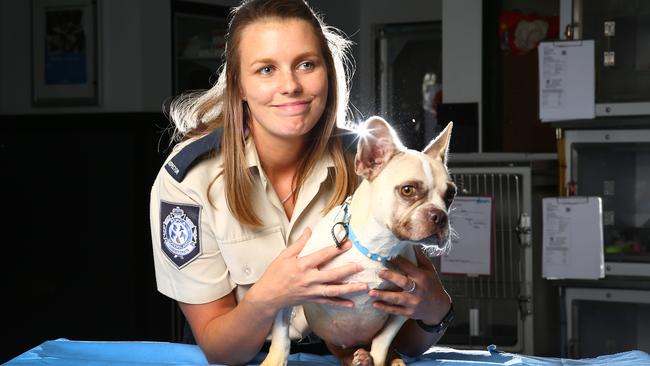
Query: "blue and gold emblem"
160 202 201 268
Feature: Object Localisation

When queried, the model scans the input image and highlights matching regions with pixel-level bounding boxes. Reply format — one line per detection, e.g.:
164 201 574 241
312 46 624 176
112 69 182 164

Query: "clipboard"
542 197 604 280
538 40 595 122
441 196 494 276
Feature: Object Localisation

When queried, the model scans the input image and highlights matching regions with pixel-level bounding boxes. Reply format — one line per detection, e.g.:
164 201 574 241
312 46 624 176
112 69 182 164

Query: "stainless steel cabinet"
561 0 650 117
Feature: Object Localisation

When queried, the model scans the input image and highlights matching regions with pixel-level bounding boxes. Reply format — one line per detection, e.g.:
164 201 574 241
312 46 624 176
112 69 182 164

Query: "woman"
150 0 452 365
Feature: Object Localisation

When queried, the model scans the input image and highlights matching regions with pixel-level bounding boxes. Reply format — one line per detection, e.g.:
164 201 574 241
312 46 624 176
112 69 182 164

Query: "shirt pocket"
218 226 286 285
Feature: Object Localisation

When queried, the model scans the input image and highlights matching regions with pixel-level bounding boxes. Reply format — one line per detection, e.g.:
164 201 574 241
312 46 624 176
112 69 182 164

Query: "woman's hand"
246 228 368 313
368 247 451 325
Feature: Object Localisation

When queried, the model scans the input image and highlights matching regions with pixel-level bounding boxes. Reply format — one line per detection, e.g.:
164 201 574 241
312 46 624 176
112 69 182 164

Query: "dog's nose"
430 208 447 226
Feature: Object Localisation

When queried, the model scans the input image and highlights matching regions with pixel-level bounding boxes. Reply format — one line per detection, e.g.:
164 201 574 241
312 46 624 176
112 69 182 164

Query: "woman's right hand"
245 227 367 312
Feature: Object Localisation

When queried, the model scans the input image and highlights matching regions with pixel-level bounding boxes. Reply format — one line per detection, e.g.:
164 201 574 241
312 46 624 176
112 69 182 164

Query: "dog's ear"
355 116 405 180
423 122 453 164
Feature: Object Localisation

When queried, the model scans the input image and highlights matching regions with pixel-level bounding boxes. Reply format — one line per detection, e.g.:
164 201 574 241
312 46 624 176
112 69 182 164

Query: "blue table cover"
5 339 650 365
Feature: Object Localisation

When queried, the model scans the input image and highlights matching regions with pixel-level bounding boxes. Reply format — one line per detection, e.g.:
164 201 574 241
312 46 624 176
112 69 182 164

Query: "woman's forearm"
190 292 279 365
393 318 446 357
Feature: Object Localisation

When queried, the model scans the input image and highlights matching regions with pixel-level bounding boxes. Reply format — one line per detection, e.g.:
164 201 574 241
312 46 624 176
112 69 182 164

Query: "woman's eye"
259 66 273 75
400 185 415 197
299 61 314 70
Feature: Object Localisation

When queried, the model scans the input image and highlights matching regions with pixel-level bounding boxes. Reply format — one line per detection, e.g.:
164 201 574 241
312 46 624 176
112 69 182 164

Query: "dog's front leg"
260 307 292 366
368 315 408 366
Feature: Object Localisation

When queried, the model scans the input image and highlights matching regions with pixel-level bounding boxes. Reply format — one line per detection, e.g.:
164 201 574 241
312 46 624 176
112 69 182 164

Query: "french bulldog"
261 116 455 366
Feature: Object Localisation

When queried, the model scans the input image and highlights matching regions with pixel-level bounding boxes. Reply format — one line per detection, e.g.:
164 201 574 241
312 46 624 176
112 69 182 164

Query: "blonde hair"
167 0 357 227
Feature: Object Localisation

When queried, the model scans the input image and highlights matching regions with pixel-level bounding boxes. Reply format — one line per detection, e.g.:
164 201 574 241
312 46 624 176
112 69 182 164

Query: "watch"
416 303 454 334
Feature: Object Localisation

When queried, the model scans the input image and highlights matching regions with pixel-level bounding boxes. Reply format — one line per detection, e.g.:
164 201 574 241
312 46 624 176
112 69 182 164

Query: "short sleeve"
150 167 236 304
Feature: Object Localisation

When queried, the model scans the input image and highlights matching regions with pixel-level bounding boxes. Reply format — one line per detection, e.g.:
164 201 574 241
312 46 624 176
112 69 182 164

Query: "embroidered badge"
160 202 201 268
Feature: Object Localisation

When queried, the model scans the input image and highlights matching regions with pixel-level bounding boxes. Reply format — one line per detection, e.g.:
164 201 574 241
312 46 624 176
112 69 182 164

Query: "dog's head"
354 116 456 256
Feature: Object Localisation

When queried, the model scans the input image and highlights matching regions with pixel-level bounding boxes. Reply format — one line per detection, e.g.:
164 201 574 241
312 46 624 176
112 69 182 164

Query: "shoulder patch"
160 201 201 269
165 128 223 182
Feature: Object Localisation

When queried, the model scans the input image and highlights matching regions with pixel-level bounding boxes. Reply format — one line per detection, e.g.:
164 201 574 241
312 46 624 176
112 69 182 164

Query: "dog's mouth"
392 219 449 242
407 231 453 257
400 228 453 258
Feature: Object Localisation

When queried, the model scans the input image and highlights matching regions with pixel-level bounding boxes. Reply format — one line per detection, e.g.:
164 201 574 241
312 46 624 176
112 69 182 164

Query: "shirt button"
243 265 251 276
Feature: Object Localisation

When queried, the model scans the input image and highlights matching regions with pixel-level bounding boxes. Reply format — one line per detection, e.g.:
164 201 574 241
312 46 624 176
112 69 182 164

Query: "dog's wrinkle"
390 219 412 241
393 198 427 227
392 203 450 242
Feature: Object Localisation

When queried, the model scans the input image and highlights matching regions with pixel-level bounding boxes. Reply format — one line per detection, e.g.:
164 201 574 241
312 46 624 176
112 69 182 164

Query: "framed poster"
32 0 99 106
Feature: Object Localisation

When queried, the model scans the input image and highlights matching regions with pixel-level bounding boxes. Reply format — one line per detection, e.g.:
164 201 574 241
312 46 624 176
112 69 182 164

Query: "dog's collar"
331 197 393 263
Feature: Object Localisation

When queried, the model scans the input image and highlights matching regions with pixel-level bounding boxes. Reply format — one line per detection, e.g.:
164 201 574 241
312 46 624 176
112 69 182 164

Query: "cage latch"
515 212 532 247
517 295 533 319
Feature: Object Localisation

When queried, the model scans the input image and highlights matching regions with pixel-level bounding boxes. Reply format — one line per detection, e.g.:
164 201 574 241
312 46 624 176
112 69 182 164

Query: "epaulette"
165 128 223 182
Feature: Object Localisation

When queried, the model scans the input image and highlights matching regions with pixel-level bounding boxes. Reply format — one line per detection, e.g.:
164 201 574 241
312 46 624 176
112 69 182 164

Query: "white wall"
309 0 361 110
442 0 482 150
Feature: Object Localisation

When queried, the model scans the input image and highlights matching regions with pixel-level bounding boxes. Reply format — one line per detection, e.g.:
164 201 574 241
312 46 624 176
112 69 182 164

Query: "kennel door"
439 167 533 353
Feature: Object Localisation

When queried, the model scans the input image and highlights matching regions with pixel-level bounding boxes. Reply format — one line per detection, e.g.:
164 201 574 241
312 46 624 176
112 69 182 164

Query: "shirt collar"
244 136 335 171
244 136 262 170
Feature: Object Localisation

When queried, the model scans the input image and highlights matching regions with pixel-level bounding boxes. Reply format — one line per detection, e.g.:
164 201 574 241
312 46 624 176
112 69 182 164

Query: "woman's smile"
272 100 312 115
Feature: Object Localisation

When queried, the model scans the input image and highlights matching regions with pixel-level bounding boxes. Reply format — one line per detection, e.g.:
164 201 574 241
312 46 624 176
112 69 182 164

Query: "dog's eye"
400 185 415 197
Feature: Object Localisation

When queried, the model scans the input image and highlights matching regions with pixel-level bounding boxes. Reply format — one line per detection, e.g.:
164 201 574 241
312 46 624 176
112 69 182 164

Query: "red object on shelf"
499 10 559 55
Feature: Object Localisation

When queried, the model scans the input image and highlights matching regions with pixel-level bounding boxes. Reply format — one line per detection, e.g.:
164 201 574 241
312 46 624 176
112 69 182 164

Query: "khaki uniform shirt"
150 132 335 339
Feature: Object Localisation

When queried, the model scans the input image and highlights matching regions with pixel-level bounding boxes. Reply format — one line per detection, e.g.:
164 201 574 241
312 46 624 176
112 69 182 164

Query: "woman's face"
238 19 328 141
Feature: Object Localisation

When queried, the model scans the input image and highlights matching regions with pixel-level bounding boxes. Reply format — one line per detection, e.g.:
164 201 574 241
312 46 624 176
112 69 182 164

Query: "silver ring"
404 278 416 293
321 285 329 297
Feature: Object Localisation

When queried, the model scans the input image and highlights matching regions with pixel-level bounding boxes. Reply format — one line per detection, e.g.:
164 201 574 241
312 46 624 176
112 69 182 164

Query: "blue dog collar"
332 198 393 263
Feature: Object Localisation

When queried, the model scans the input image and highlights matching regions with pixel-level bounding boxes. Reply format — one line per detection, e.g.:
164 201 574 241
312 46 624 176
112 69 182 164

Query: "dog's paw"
352 348 374 366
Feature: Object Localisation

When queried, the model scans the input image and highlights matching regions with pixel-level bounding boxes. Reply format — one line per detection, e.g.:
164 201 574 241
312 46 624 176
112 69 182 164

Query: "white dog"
262 117 455 366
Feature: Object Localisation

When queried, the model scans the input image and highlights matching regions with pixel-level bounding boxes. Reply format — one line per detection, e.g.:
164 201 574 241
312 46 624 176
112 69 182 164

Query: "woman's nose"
279 71 302 95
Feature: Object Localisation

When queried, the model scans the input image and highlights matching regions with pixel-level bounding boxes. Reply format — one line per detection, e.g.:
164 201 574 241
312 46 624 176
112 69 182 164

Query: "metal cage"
437 155 559 355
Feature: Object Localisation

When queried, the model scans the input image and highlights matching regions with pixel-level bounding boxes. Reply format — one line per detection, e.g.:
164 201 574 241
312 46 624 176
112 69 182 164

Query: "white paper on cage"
441 196 493 276
542 197 604 279
538 40 595 122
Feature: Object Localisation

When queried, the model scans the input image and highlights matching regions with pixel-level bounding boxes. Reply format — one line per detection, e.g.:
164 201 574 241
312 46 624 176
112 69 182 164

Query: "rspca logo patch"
160 201 201 269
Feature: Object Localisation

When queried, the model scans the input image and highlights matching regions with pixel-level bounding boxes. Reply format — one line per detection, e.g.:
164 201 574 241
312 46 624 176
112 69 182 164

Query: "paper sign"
441 196 493 276
538 41 595 122
542 197 604 279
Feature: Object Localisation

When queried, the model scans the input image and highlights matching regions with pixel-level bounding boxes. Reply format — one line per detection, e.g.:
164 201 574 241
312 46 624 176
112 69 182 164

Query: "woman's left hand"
368 247 451 325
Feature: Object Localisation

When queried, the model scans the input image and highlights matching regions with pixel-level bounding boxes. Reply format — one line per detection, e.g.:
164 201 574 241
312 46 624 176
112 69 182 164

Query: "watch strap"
417 303 454 334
